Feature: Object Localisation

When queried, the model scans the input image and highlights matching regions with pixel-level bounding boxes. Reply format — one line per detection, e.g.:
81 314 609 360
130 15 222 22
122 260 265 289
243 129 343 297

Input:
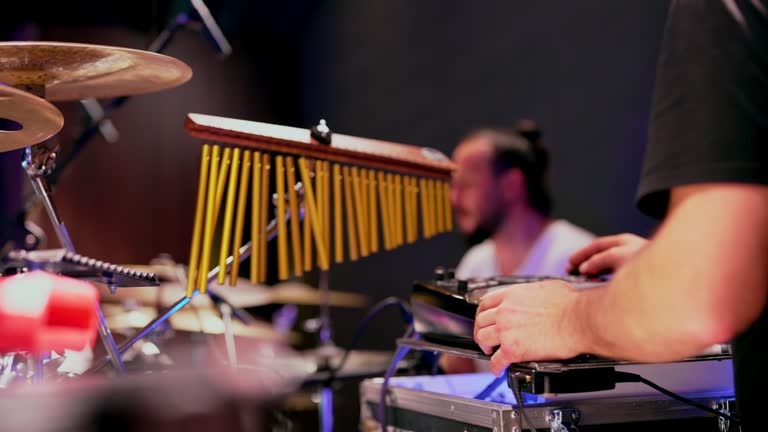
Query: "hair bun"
514 119 542 147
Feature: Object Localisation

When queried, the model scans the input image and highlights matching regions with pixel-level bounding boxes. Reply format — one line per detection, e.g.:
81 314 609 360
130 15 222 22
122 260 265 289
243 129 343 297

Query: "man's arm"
475 183 768 374
572 183 768 362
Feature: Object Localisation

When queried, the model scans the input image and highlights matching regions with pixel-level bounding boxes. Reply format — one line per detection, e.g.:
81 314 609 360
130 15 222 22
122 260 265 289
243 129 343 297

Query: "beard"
462 204 504 248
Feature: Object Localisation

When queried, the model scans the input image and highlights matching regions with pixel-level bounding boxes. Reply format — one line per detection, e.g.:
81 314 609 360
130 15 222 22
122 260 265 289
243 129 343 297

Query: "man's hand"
567 233 647 276
474 279 585 376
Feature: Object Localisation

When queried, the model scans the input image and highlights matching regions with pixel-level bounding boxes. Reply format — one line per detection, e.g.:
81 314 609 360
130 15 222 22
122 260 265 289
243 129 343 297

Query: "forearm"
570 258 719 362
569 184 768 362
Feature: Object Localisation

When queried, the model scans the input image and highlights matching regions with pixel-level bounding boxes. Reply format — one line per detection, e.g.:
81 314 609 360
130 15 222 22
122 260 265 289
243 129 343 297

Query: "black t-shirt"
636 1 768 430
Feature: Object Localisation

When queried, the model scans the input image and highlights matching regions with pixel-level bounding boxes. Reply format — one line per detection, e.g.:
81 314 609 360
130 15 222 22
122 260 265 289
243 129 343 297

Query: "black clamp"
310 119 332 145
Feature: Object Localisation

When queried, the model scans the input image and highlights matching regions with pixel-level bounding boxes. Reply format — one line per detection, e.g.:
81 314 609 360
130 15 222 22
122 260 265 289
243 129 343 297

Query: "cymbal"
0 84 63 152
100 278 370 308
301 346 415 383
102 304 287 342
0 41 192 101
264 281 370 308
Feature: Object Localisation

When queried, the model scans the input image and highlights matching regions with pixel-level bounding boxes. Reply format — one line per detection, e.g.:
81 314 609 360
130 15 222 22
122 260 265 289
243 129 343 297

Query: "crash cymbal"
101 278 369 308
103 305 287 342
301 346 415 383
0 83 63 152
267 281 370 308
212 280 370 309
0 41 192 101
98 278 263 308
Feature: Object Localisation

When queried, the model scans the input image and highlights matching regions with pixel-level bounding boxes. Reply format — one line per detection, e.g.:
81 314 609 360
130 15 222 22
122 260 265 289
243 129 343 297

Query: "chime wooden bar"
184 114 454 295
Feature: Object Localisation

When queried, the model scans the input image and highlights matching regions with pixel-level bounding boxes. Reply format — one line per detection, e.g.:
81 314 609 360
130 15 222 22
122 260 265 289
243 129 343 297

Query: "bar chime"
183 113 455 297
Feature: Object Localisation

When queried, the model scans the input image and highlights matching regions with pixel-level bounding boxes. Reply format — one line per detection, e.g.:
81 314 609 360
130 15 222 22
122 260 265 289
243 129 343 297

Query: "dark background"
0 0 669 426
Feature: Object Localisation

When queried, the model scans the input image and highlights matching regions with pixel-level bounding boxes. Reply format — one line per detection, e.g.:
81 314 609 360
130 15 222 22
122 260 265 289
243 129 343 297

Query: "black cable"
508 372 538 432
328 296 412 379
378 326 415 432
614 371 740 424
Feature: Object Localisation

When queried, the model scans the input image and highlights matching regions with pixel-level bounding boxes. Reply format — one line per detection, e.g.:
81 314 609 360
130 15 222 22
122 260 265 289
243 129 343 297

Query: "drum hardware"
0 41 193 377
21 136 76 253
48 0 229 191
0 271 101 389
0 353 60 388
3 248 160 289
0 84 61 253
87 203 295 374
715 399 736 432
547 408 580 432
39 0 230 192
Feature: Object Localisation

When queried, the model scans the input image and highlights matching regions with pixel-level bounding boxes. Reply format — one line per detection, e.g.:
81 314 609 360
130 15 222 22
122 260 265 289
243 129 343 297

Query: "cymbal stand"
12 84 126 376
19 2 229 235
88 183 305 373
20 141 126 376
47 2 227 191
219 302 237 368
22 144 73 253
308 268 336 432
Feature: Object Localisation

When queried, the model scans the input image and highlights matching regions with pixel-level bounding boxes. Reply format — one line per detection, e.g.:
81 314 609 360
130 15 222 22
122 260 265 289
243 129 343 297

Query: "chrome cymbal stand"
16 85 126 376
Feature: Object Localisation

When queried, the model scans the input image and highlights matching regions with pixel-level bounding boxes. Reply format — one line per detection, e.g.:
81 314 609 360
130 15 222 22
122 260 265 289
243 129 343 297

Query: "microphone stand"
23 0 232 217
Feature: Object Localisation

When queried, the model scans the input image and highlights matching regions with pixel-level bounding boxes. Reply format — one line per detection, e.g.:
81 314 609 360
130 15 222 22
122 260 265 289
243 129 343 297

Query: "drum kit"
0 40 399 432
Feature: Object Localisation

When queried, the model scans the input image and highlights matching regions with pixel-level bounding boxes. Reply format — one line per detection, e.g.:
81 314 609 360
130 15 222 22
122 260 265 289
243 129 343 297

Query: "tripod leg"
22 147 126 374
319 386 333 432
96 305 126 374
25 167 75 252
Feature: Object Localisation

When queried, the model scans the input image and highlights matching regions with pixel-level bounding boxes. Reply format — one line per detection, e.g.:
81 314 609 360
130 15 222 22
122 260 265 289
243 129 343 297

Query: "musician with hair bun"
442 120 595 373
450 120 594 280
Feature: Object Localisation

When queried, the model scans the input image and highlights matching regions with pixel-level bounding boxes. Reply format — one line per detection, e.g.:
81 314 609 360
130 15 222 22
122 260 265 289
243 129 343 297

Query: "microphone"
188 0 232 57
